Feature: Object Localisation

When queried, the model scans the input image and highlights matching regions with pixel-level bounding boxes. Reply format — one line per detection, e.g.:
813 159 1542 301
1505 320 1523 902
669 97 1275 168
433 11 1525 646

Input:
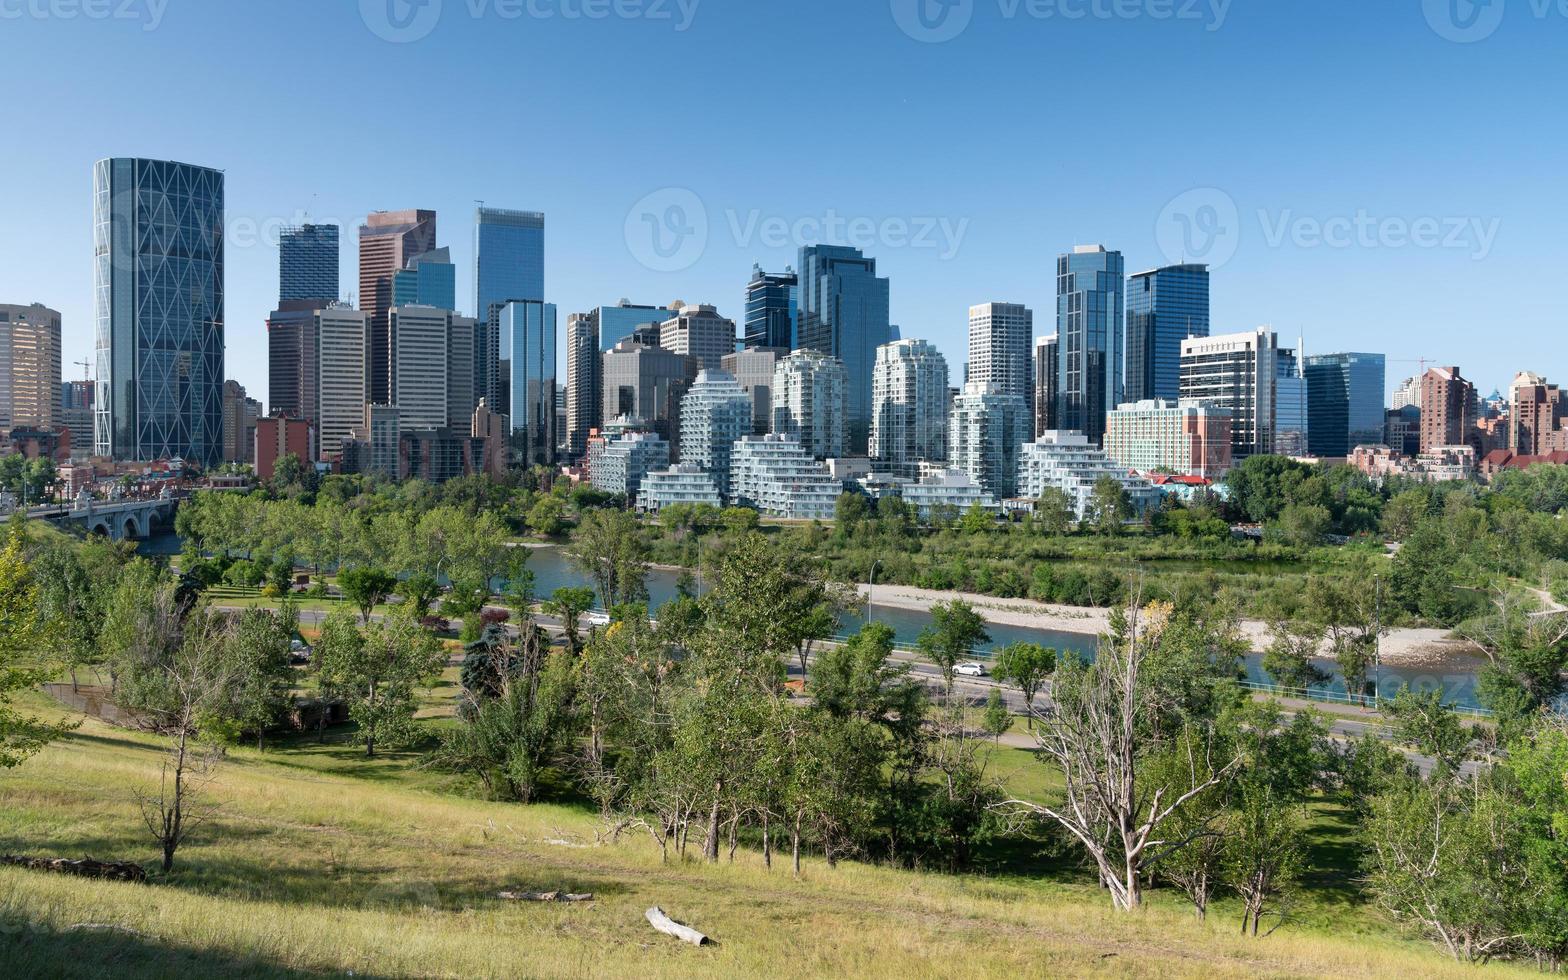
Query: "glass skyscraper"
392 247 457 311
1056 245 1124 445
278 224 339 303
499 299 558 468
94 158 225 465
744 265 797 350
1125 264 1209 404
474 207 544 323
796 244 894 454
1304 352 1387 458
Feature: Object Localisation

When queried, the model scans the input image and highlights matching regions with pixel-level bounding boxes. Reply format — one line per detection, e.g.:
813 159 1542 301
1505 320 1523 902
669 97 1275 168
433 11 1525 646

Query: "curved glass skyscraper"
94 158 225 465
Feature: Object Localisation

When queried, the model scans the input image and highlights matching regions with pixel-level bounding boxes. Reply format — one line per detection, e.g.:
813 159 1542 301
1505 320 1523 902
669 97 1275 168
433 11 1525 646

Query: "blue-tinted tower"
745 265 797 350
279 224 339 304
1304 352 1387 457
475 207 545 324
1125 264 1208 403
796 244 893 454
1056 245 1124 445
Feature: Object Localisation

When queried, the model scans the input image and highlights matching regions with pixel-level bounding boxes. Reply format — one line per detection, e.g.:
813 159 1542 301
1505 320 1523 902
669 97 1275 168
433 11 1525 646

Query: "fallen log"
645 906 710 946
497 890 594 902
1 856 147 883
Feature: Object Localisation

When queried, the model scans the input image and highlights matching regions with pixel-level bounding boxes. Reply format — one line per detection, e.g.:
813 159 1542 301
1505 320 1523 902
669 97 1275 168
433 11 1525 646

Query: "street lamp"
867 559 883 611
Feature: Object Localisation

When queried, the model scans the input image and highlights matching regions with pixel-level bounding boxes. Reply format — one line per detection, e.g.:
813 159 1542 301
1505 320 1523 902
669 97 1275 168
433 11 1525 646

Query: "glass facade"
596 301 671 353
392 248 457 311
500 300 557 467
1056 246 1124 445
796 244 893 454
279 224 339 304
94 158 225 465
1275 349 1310 457
744 265 797 350
1304 352 1386 457
474 207 544 323
1125 264 1209 404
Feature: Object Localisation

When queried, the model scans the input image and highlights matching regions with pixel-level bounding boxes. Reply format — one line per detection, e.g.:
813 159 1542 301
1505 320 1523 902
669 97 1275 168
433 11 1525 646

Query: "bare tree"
1000 603 1239 910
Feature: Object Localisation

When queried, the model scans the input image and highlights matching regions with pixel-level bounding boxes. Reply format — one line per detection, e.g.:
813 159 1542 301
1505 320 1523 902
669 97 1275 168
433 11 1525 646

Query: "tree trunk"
792 816 802 876
704 793 721 863
762 815 771 870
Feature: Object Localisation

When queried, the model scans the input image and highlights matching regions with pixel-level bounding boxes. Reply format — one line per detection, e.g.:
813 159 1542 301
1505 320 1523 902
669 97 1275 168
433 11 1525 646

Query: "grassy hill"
0 692 1530 979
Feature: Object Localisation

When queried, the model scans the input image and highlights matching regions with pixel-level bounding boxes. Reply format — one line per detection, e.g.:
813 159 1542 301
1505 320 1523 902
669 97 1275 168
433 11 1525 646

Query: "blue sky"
4 0 1565 404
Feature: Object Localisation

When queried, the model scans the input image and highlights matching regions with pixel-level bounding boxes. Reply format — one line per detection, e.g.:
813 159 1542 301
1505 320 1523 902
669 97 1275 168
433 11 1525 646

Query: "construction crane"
73 357 93 381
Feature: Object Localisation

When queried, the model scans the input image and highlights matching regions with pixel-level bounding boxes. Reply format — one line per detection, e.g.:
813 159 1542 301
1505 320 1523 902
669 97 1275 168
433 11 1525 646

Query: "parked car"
955 662 988 678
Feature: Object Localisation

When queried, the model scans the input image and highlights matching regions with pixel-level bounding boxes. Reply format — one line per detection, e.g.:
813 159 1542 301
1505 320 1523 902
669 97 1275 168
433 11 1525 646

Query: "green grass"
0 686 1533 979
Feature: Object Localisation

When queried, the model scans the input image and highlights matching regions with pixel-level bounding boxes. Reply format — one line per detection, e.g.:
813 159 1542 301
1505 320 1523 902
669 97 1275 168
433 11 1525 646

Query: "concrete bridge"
19 494 181 541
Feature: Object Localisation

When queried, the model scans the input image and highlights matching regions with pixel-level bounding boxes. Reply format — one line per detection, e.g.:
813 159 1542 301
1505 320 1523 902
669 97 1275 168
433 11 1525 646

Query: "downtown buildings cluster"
9 156 1567 516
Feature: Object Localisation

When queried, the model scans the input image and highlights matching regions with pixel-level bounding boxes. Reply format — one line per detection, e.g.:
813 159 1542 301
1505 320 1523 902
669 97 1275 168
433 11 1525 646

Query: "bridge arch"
88 520 111 538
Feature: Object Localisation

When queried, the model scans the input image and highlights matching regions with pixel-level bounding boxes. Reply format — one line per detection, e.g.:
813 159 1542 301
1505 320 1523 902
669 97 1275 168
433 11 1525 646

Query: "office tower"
796 245 894 453
1419 366 1475 453
1105 399 1233 479
316 305 367 460
595 300 676 352
474 207 545 325
1386 405 1422 456
721 348 783 436
565 313 600 458
1055 245 1124 446
94 158 225 464
1510 373 1568 455
61 380 94 458
221 380 262 464
678 369 752 498
745 265 797 350
446 313 477 433
1125 264 1209 404
0 303 62 432
278 224 339 304
1391 376 1422 411
499 299 557 467
660 304 736 372
1019 432 1163 519
1275 348 1310 457
359 210 436 404
387 306 453 432
772 349 847 460
1034 335 1059 437
967 303 1033 405
392 247 457 312
948 382 1029 500
601 339 697 449
1179 328 1285 460
870 338 949 476
1304 352 1387 457
266 300 329 425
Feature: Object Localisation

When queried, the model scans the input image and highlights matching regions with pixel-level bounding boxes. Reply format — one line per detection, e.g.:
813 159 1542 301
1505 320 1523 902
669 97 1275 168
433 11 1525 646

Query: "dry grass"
0 695 1530 979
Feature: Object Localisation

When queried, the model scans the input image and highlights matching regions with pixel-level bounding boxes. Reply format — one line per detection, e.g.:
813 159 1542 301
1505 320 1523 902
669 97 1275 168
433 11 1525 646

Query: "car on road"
581 611 611 628
955 662 988 678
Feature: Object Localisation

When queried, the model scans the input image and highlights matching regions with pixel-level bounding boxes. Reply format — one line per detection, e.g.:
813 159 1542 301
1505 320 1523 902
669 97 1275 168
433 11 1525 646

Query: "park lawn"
0 688 1530 980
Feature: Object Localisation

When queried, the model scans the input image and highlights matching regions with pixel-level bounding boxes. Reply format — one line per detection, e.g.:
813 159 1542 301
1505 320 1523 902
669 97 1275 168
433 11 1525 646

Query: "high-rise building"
601 339 697 450
660 304 736 372
499 299 557 468
870 339 949 477
94 158 225 464
359 210 436 405
772 349 847 460
392 247 457 312
316 305 367 461
388 306 454 432
596 300 676 352
796 245 894 454
745 265 797 350
731 434 841 520
446 313 476 435
1056 245 1125 445
1304 352 1387 458
1385 405 1422 457
1179 328 1286 461
967 303 1033 405
0 303 62 433
590 430 669 499
61 380 94 459
1510 372 1568 456
1419 366 1475 453
221 380 262 465
474 207 545 325
948 382 1029 500
565 313 600 459
1275 348 1310 457
1105 399 1233 479
721 348 784 436
1034 335 1059 437
1391 376 1422 411
1125 264 1209 404
678 369 752 498
278 224 339 304
266 299 329 426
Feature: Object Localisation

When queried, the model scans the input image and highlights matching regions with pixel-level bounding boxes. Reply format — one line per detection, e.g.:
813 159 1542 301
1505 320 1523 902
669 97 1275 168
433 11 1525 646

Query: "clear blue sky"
5 0 1565 405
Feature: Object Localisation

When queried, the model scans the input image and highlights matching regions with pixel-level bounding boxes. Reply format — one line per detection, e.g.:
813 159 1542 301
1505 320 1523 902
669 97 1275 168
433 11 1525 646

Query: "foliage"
315 610 444 757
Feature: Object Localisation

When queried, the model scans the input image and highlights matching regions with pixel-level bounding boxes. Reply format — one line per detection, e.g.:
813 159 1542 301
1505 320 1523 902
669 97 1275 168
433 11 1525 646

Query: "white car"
954 662 988 678
580 611 612 628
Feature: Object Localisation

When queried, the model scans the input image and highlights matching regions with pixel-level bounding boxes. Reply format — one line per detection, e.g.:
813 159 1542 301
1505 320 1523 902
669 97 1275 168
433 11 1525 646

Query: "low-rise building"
255 415 314 481
590 430 669 499
900 469 999 519
1018 431 1162 520
1104 399 1232 479
731 434 840 521
636 464 723 513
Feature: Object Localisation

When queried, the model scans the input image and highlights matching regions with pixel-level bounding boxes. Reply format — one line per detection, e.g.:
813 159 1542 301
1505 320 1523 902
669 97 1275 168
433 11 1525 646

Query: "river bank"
858 583 1482 670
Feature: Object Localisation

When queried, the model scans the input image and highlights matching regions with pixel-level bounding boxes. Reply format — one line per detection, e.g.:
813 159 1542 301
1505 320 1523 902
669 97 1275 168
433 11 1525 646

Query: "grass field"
0 685 1531 979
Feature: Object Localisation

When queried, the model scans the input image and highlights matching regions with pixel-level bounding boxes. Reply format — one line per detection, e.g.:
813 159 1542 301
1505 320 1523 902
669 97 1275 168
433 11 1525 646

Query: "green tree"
569 509 650 611
981 687 1010 741
400 572 441 618
959 502 994 534
1261 620 1330 692
543 586 598 657
315 610 444 757
526 495 567 537
337 566 396 623
1034 487 1076 536
1224 786 1305 937
990 642 1056 729
917 600 991 696
1384 690 1475 773
1271 503 1331 548
1087 477 1133 535
0 533 75 768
